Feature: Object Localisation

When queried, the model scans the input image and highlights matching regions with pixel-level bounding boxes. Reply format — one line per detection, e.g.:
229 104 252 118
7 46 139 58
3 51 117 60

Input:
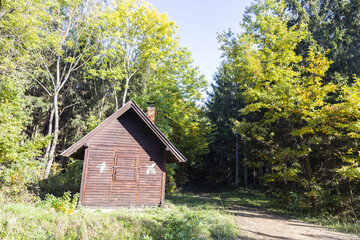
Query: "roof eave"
60 100 187 163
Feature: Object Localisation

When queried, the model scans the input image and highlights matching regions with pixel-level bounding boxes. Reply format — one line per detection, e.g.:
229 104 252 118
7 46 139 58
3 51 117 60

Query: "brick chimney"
146 102 155 124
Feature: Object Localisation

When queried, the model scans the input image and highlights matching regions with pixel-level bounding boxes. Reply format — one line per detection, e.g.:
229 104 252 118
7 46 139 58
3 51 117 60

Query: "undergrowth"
38 191 79 215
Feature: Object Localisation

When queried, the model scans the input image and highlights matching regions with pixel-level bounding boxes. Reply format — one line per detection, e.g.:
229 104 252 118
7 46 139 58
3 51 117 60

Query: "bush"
163 210 204 239
166 164 177 194
38 159 83 198
40 191 79 215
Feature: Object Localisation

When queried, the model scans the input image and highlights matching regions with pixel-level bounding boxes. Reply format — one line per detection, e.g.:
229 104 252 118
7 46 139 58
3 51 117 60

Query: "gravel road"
229 205 359 240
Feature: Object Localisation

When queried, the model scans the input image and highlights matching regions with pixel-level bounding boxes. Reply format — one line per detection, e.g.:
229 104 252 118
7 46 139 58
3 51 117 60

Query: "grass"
0 193 241 240
305 216 360 235
168 187 360 236
1 187 359 239
169 187 360 236
167 187 280 212
222 188 360 235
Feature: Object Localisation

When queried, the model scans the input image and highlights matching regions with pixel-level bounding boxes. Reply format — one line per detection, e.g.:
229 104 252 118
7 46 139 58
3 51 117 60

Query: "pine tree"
205 64 244 184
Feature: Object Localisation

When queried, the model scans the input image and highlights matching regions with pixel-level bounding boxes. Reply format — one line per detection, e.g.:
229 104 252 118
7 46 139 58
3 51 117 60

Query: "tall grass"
0 196 239 240
301 214 360 235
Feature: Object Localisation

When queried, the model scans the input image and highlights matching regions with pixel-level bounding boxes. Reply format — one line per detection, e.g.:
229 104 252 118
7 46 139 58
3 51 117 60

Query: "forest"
1 0 360 238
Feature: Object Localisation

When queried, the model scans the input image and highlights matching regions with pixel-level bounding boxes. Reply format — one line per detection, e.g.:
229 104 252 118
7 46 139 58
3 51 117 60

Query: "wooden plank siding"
81 109 165 207
61 100 186 208
61 100 187 163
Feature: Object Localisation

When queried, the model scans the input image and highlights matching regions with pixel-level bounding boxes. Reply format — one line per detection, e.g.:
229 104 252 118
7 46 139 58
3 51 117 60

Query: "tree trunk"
244 153 248 186
253 169 256 185
114 88 118 110
305 156 313 179
44 92 59 179
235 132 239 186
122 75 130 107
43 105 55 162
99 92 107 118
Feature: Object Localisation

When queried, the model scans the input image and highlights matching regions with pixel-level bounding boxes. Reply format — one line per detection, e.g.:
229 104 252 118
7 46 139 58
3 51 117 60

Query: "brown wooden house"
61 100 187 208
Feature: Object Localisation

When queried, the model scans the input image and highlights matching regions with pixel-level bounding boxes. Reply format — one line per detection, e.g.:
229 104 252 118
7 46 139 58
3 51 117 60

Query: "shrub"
38 159 83 198
163 210 203 239
41 191 79 215
166 164 177 194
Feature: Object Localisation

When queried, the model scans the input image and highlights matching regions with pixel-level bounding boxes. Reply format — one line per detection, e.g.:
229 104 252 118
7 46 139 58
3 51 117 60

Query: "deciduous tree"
219 0 360 216
23 0 103 178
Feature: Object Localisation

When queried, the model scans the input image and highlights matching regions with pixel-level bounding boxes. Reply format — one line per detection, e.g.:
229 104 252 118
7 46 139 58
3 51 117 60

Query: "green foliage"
38 160 83 197
204 63 244 184
217 0 360 219
80 0 210 185
168 105 211 185
0 79 29 165
0 0 49 198
285 0 360 84
85 115 103 132
1 0 209 197
163 210 204 239
40 192 79 215
0 70 47 200
166 164 177 194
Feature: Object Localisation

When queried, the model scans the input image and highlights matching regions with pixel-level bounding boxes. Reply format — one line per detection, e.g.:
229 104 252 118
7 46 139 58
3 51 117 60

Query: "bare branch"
71 19 98 67
59 101 81 116
72 44 91 66
20 67 52 96
38 52 55 88
71 44 99 71
46 46 58 56
59 8 73 47
128 68 139 80
57 65 72 93
60 63 68 81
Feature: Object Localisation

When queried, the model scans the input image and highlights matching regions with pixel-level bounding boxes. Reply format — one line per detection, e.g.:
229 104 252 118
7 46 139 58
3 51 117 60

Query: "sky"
148 0 253 86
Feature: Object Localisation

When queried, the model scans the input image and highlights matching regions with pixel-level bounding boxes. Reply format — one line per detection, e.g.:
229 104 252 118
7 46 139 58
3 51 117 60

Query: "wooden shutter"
113 154 139 182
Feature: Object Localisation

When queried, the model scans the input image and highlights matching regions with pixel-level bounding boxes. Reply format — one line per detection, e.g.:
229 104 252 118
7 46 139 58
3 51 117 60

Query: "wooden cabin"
61 100 187 208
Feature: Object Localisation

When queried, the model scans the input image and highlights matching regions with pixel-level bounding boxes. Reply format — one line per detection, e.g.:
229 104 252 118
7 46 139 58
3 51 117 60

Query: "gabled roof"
61 100 187 163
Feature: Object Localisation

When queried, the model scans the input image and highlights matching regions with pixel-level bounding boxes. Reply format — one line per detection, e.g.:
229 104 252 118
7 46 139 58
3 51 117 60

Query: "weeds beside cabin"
61 100 187 208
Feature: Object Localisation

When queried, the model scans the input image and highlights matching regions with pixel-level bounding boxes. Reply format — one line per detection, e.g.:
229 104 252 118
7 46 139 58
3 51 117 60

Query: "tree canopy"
1 0 360 221
0 0 208 196
213 0 360 217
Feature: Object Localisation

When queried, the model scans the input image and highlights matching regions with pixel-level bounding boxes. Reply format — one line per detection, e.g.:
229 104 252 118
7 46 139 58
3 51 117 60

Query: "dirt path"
228 205 359 240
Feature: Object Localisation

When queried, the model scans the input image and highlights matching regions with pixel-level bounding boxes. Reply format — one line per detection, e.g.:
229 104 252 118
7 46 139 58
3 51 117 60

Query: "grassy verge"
2 188 358 239
0 196 240 239
302 216 360 235
167 187 280 212
168 187 360 236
